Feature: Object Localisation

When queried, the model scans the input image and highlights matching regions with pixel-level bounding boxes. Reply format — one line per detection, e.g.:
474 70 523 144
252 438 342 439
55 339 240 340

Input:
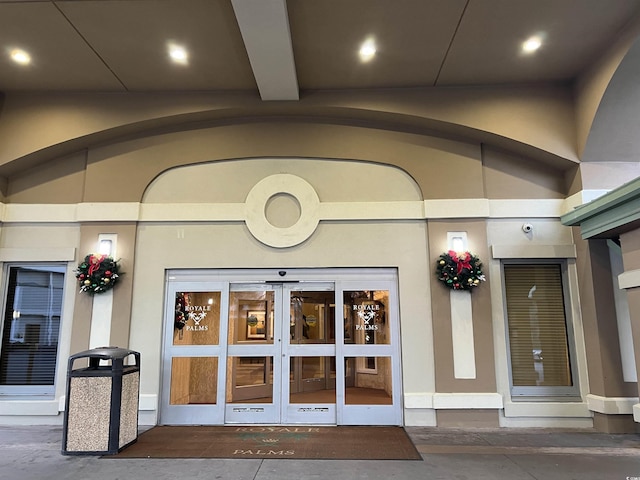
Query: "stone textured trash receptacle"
62 347 140 455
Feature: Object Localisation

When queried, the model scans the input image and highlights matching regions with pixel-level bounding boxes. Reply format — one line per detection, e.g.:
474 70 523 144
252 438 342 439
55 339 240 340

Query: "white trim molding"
499 415 594 429
618 269 640 290
450 290 476 379
88 291 114 349
404 393 434 409
404 392 504 410
0 399 60 416
586 394 639 415
432 393 504 409
0 198 570 226
425 199 490 218
0 248 76 262
0 194 575 250
490 199 565 218
76 202 141 222
2 204 77 223
563 190 610 213
491 244 577 259
504 400 590 418
139 394 158 411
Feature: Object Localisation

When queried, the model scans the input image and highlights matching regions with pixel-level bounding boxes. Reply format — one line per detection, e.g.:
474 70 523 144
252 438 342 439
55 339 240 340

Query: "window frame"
501 259 581 400
0 263 67 397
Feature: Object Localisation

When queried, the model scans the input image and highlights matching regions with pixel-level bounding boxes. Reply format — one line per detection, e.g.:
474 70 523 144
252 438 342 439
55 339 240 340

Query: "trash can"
62 346 140 455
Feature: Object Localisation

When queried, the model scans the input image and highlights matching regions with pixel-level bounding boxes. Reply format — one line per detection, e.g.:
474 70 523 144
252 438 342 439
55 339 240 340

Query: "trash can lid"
69 346 139 361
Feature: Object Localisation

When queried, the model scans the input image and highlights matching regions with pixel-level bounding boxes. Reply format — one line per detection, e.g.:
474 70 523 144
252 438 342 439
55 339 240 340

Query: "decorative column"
85 234 119 349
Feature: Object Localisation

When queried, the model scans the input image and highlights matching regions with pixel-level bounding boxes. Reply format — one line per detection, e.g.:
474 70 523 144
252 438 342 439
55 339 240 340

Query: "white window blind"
504 264 572 389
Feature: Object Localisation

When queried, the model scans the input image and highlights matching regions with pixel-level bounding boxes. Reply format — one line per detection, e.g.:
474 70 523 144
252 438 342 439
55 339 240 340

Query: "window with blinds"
503 263 578 398
0 265 65 395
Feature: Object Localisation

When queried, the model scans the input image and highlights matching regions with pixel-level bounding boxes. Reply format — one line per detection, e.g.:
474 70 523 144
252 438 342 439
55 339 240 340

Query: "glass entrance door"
160 268 403 426
284 285 336 423
160 282 229 425
225 283 336 424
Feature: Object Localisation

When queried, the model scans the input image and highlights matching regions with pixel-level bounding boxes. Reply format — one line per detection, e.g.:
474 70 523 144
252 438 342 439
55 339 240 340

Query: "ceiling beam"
231 0 299 101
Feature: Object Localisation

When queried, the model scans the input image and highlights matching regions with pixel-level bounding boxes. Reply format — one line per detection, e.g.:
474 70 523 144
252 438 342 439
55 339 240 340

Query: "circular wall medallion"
265 193 301 228
244 174 320 248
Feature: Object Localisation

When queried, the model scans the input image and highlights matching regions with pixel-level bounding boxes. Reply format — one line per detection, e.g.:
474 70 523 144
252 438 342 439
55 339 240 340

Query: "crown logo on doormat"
260 438 280 444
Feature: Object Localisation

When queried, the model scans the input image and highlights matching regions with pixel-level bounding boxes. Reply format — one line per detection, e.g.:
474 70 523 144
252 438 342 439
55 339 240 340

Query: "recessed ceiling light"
359 38 376 62
10 48 31 65
167 42 188 65
522 36 542 53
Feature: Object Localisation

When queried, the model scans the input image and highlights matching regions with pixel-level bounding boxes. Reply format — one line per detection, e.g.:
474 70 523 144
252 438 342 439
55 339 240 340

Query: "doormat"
108 425 422 460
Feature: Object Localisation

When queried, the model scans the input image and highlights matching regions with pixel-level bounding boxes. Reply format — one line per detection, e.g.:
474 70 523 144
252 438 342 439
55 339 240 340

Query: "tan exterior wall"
575 236 628 395
129 159 433 420
482 146 566 199
621 229 640 268
575 14 640 158
0 88 602 428
428 219 495 394
7 150 87 204
3 122 573 206
69 223 137 354
621 229 640 405
82 123 483 202
436 409 500 428
0 86 578 177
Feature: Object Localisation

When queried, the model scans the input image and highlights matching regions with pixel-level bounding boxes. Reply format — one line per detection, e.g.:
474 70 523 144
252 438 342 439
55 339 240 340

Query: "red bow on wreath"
87 254 106 275
448 250 472 275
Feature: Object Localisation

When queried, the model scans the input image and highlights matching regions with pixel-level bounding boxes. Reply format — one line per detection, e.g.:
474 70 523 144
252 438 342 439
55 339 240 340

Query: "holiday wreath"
436 250 485 291
75 254 121 295
175 292 188 330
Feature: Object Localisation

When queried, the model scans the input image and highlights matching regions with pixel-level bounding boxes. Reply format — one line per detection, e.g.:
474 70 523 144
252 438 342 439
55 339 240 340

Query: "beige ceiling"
0 0 639 99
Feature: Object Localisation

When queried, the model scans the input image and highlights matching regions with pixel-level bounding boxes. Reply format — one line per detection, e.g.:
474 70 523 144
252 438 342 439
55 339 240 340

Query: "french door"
160 269 402 426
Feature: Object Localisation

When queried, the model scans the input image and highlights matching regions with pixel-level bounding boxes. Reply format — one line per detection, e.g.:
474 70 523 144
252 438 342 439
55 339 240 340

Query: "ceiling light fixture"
359 38 376 62
522 36 542 53
10 48 31 65
168 42 189 65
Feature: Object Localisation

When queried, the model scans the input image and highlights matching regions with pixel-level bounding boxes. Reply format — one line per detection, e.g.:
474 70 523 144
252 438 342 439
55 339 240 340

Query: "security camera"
278 270 287 277
522 223 533 233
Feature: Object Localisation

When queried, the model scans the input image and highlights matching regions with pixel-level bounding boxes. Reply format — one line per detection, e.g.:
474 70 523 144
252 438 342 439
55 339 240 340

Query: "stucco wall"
0 86 578 176
128 158 433 424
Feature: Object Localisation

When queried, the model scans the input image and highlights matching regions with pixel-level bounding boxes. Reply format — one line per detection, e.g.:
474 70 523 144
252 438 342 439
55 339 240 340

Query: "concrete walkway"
1 424 639 480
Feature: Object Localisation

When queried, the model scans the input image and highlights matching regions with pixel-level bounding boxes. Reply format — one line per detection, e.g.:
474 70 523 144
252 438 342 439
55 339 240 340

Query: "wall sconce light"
97 234 117 257
447 231 468 252
98 239 113 256
451 236 465 252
